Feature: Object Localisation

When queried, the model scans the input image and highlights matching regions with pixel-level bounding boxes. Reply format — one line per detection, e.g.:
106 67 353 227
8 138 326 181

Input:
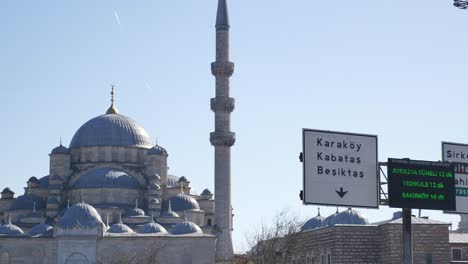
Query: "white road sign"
442 142 468 214
303 129 379 208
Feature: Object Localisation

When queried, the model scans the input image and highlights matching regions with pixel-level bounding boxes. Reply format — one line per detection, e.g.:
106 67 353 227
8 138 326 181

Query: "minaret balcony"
210 132 236 147
211 97 235 113
211 61 234 77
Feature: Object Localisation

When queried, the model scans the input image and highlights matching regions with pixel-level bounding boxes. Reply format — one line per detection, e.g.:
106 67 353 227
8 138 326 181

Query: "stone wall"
0 235 215 264
0 238 56 264
379 223 450 264
292 222 450 264
97 236 216 264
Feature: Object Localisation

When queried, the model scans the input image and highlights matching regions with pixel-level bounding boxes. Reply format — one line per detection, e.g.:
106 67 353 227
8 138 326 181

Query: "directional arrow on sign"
336 187 348 198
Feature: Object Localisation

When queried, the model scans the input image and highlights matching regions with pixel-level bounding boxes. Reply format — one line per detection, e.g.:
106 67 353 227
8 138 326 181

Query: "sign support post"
403 208 412 264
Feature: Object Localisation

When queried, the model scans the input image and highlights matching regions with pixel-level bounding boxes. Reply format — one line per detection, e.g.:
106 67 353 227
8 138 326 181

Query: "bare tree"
246 209 304 264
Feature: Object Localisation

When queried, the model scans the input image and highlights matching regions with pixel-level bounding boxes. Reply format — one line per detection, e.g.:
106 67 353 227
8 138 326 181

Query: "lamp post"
454 0 468 9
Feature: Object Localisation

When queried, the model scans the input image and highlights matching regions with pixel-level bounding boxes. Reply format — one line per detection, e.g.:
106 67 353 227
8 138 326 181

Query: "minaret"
210 0 235 262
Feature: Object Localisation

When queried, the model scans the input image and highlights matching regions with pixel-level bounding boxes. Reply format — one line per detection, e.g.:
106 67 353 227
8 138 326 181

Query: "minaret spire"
216 0 230 30
211 0 235 262
106 84 119 114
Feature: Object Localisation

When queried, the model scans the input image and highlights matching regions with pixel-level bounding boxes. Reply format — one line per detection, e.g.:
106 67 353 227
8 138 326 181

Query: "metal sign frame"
302 128 379 208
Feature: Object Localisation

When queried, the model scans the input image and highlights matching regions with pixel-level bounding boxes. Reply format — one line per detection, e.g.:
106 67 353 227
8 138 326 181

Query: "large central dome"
70 113 153 149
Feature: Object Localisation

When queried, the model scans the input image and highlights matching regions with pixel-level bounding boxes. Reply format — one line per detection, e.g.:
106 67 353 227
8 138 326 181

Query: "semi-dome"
147 145 168 156
39 176 49 188
166 175 179 187
51 144 70 154
10 194 45 210
329 209 369 226
28 223 53 237
69 113 152 149
167 193 200 212
72 167 140 189
0 222 24 236
58 202 105 229
138 222 168 234
171 221 203 235
108 223 134 233
301 214 325 231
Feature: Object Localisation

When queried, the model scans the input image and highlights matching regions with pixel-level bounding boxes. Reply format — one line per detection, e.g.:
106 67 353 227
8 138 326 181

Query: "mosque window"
327 254 331 264
207 219 212 226
452 248 462 261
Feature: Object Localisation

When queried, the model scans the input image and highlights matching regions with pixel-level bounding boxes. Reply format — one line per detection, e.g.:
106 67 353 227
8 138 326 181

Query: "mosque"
0 0 236 263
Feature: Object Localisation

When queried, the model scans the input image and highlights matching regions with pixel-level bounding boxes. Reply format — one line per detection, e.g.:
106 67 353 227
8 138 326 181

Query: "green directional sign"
388 158 456 210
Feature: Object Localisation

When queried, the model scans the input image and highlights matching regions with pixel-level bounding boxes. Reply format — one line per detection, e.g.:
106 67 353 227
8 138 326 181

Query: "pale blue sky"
1 0 468 252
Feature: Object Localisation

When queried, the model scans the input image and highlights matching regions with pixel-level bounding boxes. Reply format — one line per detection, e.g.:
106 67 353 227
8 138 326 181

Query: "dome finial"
59 137 63 146
135 199 138 209
7 215 11 225
317 207 321 217
106 84 119 114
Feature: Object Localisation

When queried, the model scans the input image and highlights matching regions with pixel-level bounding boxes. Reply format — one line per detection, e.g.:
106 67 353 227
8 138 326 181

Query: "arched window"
207 219 212 226
65 252 90 264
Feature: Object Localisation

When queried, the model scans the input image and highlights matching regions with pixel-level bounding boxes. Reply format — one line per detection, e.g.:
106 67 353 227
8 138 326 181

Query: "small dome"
150 198 160 204
161 210 180 218
10 194 45 210
171 221 203 235
126 208 146 217
201 189 212 195
108 223 134 233
321 211 339 227
27 177 40 184
73 168 140 189
138 222 168 234
70 114 152 149
1 188 14 194
177 176 189 183
28 223 53 236
167 193 200 212
147 173 161 180
148 182 161 190
301 215 325 231
58 202 105 229
328 209 369 226
51 144 70 155
0 223 24 235
147 145 168 156
166 175 179 187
